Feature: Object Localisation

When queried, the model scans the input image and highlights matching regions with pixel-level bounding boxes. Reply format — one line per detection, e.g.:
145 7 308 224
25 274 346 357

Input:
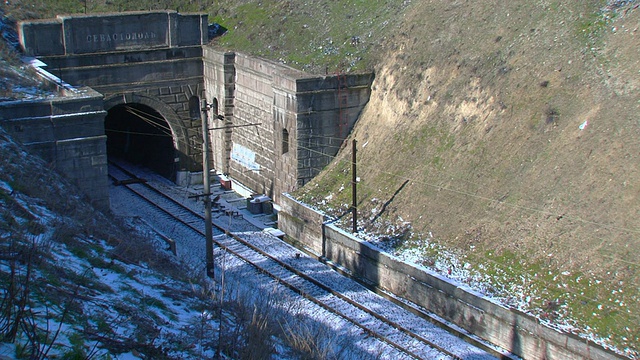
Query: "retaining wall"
278 194 628 360
203 48 373 203
0 88 109 210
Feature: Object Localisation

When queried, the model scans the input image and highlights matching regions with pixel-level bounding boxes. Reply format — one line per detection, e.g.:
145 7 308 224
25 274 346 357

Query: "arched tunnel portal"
105 103 177 180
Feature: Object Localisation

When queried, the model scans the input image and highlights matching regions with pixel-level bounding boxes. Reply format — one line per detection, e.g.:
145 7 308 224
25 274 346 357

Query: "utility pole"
352 139 357 233
201 96 214 279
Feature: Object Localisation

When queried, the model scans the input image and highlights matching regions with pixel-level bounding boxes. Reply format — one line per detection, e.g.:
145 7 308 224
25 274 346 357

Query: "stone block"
23 142 56 163
277 202 629 360
176 14 206 46
19 20 64 56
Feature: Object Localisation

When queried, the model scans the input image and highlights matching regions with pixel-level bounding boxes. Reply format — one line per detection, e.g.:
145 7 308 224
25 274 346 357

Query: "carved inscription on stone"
65 13 170 54
86 32 158 43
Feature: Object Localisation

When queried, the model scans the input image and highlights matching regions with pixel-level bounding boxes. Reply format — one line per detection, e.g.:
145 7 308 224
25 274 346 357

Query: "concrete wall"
203 48 373 203
278 194 328 254
19 11 207 173
0 89 109 210
278 194 628 360
294 73 373 187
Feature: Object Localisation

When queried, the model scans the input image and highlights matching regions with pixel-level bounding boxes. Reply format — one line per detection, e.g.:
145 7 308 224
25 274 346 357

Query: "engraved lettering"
86 31 159 43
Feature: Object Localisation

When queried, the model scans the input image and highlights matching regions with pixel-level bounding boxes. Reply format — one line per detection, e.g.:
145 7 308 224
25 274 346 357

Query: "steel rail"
108 161 496 359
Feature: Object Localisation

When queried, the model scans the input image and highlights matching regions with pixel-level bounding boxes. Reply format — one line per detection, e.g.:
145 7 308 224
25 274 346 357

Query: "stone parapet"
203 47 373 202
19 11 207 56
16 11 373 211
23 12 207 176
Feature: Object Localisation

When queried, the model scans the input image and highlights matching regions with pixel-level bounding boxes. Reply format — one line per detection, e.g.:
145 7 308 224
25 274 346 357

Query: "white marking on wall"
231 143 260 171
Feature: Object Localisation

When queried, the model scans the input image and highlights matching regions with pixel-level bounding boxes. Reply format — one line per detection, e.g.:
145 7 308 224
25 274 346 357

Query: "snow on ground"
330 208 633 357
109 166 498 359
1 188 220 358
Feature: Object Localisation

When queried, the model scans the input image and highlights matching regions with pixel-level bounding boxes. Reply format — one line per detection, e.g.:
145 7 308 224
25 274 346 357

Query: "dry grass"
296 0 640 354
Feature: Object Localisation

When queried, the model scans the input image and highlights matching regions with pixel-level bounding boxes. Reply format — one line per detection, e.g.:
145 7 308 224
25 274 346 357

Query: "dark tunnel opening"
105 104 176 180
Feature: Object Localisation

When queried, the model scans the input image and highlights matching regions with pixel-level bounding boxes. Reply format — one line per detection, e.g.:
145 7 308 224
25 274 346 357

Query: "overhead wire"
89 104 640 239
299 148 640 317
100 106 640 318
294 136 640 238
300 141 640 321
103 105 205 152
361 165 640 236
300 158 640 311
96 97 640 328
123 105 174 136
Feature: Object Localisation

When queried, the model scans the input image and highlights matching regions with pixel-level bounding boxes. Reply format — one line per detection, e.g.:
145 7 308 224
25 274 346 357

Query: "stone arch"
103 92 199 176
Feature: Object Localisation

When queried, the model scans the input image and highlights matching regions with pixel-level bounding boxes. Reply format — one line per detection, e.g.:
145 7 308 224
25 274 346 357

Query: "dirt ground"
298 0 640 353
351 0 639 276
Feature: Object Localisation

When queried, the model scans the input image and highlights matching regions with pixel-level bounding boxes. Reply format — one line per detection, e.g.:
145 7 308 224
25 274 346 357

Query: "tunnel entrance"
105 103 176 180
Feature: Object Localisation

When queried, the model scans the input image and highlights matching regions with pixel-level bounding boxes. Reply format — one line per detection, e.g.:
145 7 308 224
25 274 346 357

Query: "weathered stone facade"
16 10 374 207
19 11 208 173
204 48 373 203
0 88 109 209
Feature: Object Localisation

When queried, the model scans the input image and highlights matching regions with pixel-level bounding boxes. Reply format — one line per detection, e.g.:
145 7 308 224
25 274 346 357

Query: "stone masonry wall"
230 52 295 197
203 48 235 176
19 11 207 174
293 74 373 187
203 48 373 204
0 88 109 210
36 48 205 172
277 194 328 255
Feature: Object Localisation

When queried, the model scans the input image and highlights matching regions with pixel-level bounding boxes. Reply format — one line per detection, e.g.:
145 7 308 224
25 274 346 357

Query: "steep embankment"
357 0 639 274
297 0 639 354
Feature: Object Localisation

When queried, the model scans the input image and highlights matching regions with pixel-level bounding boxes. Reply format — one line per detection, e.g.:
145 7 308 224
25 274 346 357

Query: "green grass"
211 0 406 73
295 157 353 215
4 0 638 355
369 235 640 352
462 249 640 351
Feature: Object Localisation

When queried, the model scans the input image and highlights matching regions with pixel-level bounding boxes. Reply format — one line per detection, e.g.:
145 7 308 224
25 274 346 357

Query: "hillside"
296 0 640 355
214 0 639 354
0 127 220 358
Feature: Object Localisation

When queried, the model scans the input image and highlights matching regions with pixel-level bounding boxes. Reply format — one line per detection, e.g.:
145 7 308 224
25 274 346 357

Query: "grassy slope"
294 0 640 354
3 0 638 354
209 0 410 73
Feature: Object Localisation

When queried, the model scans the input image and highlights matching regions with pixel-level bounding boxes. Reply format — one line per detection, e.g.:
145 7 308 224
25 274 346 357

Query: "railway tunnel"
105 103 177 181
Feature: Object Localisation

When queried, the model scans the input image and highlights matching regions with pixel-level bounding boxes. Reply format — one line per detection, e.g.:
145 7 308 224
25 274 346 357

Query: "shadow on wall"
322 223 381 294
208 23 227 41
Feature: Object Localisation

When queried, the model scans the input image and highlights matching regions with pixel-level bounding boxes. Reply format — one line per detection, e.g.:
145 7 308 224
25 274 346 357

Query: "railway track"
108 161 508 359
